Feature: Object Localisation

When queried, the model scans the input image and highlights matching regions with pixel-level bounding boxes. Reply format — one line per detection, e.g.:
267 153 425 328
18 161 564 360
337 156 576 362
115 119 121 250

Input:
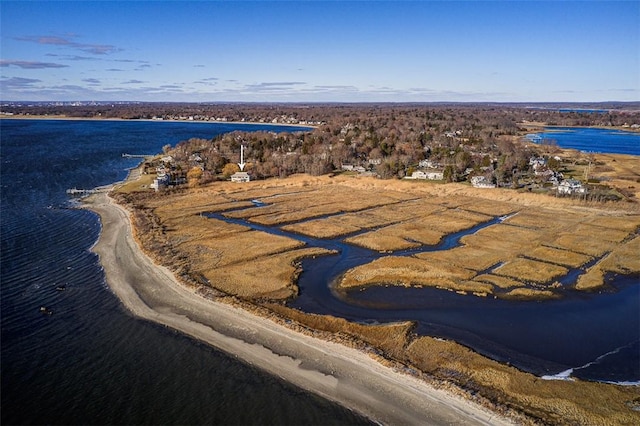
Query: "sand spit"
85 188 512 426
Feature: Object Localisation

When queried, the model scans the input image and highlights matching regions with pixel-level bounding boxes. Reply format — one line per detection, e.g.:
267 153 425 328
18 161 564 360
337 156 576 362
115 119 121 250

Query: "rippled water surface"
1 119 368 425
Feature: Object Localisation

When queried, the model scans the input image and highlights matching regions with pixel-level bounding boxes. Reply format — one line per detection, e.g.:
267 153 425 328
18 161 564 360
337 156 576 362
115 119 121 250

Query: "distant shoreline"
519 122 640 134
6 114 638 134
0 114 318 129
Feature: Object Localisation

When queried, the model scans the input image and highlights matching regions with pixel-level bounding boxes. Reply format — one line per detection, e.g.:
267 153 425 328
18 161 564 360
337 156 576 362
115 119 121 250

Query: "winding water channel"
207 201 640 385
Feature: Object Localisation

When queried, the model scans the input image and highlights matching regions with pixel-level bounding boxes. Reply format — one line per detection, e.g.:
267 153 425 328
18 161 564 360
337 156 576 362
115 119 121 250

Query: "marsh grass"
551 233 616 257
577 236 640 289
406 337 640 426
501 288 557 299
344 207 491 252
494 258 568 284
203 247 333 299
265 305 414 358
338 256 485 293
121 172 640 425
345 231 421 251
181 230 304 269
136 175 639 300
225 185 408 226
281 217 361 238
416 247 506 271
470 274 525 289
527 246 592 268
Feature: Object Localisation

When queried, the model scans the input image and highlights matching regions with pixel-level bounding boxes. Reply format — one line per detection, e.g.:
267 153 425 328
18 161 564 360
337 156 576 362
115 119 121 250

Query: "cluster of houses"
530 156 560 184
528 156 588 195
398 154 588 195
150 114 324 126
149 155 187 191
403 159 445 181
405 170 445 181
340 164 378 177
148 140 588 197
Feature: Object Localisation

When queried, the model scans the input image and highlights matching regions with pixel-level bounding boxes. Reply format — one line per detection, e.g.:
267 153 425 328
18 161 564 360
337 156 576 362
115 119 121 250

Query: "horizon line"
3 100 640 106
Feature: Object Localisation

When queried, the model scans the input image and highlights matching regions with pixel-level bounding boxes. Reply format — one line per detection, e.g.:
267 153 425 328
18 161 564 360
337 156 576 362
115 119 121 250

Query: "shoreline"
0 114 318 129
518 122 640 134
83 180 512 425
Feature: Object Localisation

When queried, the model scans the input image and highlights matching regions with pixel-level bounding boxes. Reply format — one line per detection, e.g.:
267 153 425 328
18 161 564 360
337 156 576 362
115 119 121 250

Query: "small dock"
122 153 153 159
66 188 96 195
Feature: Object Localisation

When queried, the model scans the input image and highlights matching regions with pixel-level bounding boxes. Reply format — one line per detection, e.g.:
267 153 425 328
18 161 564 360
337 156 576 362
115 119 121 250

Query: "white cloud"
0 60 68 69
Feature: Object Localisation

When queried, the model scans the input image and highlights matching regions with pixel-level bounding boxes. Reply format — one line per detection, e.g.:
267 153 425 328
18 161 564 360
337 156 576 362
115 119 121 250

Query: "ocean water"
0 119 369 425
530 127 640 155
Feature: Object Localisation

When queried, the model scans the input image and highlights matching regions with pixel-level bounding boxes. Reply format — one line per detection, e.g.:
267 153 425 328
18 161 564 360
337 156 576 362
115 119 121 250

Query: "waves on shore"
542 340 640 385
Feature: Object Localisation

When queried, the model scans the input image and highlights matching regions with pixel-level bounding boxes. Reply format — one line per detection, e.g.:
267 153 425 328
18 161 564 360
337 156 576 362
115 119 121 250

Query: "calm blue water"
0 119 369 425
531 127 640 155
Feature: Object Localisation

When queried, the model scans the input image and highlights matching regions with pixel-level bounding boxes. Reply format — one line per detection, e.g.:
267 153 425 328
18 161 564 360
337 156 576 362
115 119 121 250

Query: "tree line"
154 103 638 185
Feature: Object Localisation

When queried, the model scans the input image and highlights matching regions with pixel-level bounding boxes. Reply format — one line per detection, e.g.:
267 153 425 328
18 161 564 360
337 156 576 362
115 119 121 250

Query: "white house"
150 174 170 192
557 179 587 195
425 171 444 180
419 159 441 169
529 156 547 167
405 170 444 180
231 172 250 182
405 170 428 180
470 176 496 188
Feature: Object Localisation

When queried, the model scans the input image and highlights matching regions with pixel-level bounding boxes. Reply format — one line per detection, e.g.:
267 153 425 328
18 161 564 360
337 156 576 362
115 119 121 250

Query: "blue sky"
1 1 638 102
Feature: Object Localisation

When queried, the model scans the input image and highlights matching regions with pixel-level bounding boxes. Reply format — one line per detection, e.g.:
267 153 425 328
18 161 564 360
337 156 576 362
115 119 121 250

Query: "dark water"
0 119 370 425
528 127 640 155
295 270 639 383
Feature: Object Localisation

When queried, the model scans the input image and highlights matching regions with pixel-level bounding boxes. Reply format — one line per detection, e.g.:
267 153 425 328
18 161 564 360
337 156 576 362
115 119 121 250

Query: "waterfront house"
150 174 170 191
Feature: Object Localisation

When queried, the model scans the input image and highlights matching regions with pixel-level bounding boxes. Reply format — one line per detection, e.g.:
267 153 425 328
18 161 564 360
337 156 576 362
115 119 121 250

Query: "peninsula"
87 170 640 425
77 103 639 425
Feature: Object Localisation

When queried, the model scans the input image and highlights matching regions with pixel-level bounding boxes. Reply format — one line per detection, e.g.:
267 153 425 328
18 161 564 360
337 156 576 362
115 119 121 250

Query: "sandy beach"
85 187 513 425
